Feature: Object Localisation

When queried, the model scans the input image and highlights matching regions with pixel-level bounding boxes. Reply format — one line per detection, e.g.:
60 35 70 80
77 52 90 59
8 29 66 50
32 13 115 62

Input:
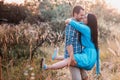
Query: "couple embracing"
41 5 100 80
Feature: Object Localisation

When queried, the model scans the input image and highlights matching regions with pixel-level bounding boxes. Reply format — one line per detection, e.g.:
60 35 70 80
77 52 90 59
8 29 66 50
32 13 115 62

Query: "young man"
41 5 88 80
65 5 88 80
52 5 88 80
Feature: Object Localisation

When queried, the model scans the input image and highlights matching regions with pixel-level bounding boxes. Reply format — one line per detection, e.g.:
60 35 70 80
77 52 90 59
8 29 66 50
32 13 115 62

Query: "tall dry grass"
0 22 64 80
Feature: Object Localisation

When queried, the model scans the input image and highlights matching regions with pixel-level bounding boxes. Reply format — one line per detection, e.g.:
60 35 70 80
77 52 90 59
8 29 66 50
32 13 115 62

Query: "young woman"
41 13 100 75
51 47 88 80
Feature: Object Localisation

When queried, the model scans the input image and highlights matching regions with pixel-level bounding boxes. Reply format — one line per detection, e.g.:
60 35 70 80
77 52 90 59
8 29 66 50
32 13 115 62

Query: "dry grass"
0 22 64 80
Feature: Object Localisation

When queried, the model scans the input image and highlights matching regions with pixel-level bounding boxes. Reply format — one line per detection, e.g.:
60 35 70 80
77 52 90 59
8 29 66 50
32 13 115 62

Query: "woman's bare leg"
46 59 69 70
54 55 64 60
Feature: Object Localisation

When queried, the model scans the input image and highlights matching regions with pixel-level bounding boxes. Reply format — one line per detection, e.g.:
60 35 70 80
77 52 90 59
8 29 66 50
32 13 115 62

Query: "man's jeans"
69 66 82 80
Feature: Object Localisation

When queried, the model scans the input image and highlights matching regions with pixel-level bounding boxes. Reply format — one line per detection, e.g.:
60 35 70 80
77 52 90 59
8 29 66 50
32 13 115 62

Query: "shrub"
39 0 72 22
0 2 28 24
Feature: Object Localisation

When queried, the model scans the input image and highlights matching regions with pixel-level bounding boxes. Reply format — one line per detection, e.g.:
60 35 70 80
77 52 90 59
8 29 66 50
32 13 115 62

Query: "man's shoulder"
65 24 75 30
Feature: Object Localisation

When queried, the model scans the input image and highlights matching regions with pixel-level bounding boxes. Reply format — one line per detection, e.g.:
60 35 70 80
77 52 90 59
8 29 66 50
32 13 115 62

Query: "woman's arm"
65 19 90 34
70 20 89 34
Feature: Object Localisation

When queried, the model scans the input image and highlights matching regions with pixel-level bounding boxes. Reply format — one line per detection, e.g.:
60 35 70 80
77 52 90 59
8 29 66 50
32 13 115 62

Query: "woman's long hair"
87 14 98 49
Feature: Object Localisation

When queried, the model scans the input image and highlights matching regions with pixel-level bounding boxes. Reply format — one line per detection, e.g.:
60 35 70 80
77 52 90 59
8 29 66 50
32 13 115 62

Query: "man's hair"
72 6 84 16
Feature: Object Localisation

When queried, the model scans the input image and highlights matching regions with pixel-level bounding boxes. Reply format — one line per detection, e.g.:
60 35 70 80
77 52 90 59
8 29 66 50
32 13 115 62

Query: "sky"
106 0 120 11
4 0 24 5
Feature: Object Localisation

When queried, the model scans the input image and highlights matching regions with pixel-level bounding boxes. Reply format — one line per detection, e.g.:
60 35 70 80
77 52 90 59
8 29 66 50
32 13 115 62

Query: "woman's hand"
65 18 72 24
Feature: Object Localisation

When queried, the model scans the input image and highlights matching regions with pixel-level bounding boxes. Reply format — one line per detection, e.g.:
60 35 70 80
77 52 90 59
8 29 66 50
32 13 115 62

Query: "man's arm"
65 25 76 66
67 45 76 66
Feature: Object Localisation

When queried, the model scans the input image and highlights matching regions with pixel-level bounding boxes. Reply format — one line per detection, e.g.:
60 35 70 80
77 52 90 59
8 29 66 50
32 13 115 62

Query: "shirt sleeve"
65 25 75 46
69 20 90 35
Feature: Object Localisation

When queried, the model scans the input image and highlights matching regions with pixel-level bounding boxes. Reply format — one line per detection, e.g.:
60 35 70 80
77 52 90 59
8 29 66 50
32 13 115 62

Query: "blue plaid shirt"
64 24 82 58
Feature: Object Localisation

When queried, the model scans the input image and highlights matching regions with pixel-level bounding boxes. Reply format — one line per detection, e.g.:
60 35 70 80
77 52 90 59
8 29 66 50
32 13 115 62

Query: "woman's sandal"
52 47 59 60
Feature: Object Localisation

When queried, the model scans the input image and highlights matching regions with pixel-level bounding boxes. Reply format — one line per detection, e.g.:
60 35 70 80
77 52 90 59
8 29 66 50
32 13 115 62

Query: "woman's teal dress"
69 20 99 74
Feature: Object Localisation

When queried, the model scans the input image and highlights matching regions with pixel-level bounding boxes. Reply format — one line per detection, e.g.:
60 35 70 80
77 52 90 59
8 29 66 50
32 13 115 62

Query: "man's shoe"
40 58 47 70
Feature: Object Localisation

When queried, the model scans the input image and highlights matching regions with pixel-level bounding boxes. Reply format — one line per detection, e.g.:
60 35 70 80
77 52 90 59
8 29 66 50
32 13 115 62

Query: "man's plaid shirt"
64 24 82 58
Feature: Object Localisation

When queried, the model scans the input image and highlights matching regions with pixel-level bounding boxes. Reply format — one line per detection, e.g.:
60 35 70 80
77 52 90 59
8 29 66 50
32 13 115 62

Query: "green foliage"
40 0 71 21
39 0 71 38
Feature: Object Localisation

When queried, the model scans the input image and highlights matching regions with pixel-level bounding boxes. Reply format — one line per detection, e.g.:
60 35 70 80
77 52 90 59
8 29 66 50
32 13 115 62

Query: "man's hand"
67 56 76 67
67 45 77 67
67 57 72 67
71 58 77 66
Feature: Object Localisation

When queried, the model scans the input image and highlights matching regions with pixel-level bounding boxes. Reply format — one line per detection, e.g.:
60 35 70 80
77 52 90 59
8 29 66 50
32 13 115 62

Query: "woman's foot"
40 58 47 70
52 47 59 60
